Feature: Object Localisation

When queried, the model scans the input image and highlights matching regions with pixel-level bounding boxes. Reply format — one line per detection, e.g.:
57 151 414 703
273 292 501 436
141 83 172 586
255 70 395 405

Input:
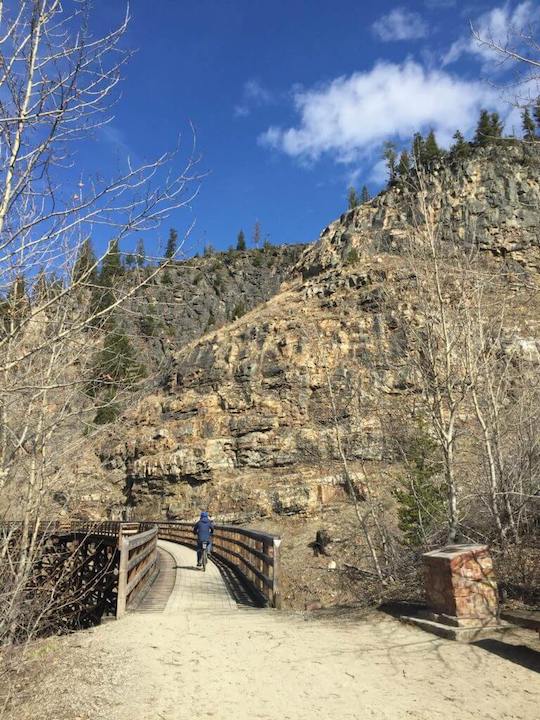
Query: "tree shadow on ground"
471 638 540 673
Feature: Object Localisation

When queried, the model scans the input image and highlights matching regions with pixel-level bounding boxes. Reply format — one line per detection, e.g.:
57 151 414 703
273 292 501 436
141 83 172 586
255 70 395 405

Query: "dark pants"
196 539 212 564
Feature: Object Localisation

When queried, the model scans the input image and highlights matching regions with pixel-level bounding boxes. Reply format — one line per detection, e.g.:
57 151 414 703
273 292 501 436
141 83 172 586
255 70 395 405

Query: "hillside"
124 243 306 365
60 143 540 609
96 145 539 518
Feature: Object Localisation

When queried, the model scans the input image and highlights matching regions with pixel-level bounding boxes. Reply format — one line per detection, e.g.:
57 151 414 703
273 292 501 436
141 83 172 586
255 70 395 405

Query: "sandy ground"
11 542 540 720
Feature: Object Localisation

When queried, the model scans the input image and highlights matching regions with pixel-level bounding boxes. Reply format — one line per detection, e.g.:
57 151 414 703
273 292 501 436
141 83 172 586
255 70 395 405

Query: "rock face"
96 144 540 521
126 244 306 363
296 144 540 279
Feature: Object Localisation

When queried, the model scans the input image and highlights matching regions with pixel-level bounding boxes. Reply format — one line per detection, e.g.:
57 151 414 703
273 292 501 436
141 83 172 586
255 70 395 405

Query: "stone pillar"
423 544 498 626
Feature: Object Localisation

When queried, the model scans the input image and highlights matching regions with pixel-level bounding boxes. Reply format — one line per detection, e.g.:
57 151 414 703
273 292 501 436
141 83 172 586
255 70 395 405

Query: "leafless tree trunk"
0 0 201 654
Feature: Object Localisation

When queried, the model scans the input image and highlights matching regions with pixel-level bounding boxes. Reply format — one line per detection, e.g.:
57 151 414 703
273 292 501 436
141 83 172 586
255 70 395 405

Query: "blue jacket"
193 512 214 542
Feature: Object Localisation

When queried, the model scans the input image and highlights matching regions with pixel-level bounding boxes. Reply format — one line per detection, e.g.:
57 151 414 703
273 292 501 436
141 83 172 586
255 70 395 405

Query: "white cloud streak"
372 8 428 42
259 60 500 164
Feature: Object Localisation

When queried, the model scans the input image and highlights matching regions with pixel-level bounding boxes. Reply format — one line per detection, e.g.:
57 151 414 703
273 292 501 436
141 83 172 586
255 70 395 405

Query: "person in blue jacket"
193 511 214 567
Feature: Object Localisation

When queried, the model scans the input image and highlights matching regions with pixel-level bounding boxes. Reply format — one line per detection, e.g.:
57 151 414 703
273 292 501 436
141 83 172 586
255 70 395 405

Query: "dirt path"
15 542 540 720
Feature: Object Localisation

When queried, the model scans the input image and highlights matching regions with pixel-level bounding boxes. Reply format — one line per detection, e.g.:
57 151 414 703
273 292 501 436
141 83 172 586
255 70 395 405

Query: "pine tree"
252 221 261 248
73 239 98 285
32 270 49 304
92 239 122 320
347 187 359 209
88 321 146 398
361 185 370 203
100 239 123 283
383 140 397 183
412 132 426 167
489 111 504 141
2 276 27 330
135 238 146 268
450 130 470 159
424 130 441 165
165 227 178 259
398 150 411 178
474 109 492 146
522 108 536 141
236 230 246 251
534 97 540 130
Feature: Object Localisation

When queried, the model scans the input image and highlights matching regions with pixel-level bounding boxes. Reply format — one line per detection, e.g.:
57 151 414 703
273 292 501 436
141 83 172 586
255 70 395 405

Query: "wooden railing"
157 521 282 608
1 518 281 611
116 525 159 617
45 520 159 618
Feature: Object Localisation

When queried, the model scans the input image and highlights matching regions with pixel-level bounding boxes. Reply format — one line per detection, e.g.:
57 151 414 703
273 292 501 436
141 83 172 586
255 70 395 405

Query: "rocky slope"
124 243 306 363
90 144 539 523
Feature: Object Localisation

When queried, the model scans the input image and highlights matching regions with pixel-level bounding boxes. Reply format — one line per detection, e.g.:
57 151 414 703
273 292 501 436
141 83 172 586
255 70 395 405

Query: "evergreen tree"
165 227 178 259
383 140 397 183
100 239 123 283
88 321 146 398
474 109 503 146
73 238 98 285
347 187 359 209
125 253 136 269
392 429 445 547
236 230 246 251
252 221 261 248
32 270 49 304
2 276 27 331
489 111 504 140
398 150 411 178
92 239 122 320
361 185 370 203
135 238 146 268
522 107 536 141
424 130 442 165
450 130 470 159
411 132 426 167
534 97 540 130
474 109 492 146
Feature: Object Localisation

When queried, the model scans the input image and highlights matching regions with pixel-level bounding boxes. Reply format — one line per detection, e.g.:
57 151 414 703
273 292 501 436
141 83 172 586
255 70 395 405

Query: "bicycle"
200 540 209 572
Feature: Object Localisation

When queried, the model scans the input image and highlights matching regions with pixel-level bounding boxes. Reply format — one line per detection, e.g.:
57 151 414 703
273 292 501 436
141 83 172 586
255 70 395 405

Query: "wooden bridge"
36 519 282 623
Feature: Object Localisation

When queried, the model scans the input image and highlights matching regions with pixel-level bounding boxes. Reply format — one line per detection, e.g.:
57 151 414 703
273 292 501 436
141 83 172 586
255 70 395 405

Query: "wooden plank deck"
135 540 240 614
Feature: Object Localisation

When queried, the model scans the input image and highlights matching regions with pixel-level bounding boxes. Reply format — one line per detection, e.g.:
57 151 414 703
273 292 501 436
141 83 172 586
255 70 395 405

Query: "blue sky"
88 1 539 258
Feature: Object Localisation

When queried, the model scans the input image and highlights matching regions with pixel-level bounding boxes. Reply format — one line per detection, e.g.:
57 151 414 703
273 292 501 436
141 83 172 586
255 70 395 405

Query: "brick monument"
422 544 499 626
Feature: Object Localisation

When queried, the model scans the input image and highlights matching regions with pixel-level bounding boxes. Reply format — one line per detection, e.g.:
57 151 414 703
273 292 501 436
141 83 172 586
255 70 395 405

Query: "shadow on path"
211 554 265 608
471 639 540 673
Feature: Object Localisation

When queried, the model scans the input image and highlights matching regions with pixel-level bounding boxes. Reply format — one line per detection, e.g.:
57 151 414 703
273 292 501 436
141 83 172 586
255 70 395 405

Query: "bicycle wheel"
202 547 207 572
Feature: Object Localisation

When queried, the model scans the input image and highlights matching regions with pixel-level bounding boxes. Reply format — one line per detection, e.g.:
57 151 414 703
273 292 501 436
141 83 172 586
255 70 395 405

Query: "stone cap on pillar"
423 544 489 563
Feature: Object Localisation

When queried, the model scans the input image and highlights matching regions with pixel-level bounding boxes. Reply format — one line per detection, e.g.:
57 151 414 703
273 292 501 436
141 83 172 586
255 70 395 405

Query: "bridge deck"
136 540 238 613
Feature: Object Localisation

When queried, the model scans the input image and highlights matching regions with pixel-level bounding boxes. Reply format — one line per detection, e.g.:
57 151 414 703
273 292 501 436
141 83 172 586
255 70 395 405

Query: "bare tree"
471 15 540 106
0 0 201 651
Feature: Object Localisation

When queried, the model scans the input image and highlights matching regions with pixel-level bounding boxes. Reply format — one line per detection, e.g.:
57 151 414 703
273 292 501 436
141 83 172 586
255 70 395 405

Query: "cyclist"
193 510 214 567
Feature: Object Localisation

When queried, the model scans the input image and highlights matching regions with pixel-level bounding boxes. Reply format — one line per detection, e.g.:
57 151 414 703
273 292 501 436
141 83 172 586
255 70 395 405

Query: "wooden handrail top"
156 520 281 545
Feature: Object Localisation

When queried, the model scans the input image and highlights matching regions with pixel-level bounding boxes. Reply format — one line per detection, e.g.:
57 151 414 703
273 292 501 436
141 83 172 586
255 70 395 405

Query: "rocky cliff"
85 143 540 524
125 243 306 363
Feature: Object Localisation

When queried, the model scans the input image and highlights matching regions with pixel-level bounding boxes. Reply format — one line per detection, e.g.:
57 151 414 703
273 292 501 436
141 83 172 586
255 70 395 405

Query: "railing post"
116 532 129 619
272 537 282 609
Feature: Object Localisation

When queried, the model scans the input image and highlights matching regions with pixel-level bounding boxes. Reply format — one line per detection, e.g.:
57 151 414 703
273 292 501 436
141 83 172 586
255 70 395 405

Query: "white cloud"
372 8 428 42
259 60 500 164
234 79 273 118
444 1 540 65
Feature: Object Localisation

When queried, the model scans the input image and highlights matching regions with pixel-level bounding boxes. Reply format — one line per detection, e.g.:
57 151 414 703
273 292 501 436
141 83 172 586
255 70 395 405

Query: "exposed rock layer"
95 145 540 521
